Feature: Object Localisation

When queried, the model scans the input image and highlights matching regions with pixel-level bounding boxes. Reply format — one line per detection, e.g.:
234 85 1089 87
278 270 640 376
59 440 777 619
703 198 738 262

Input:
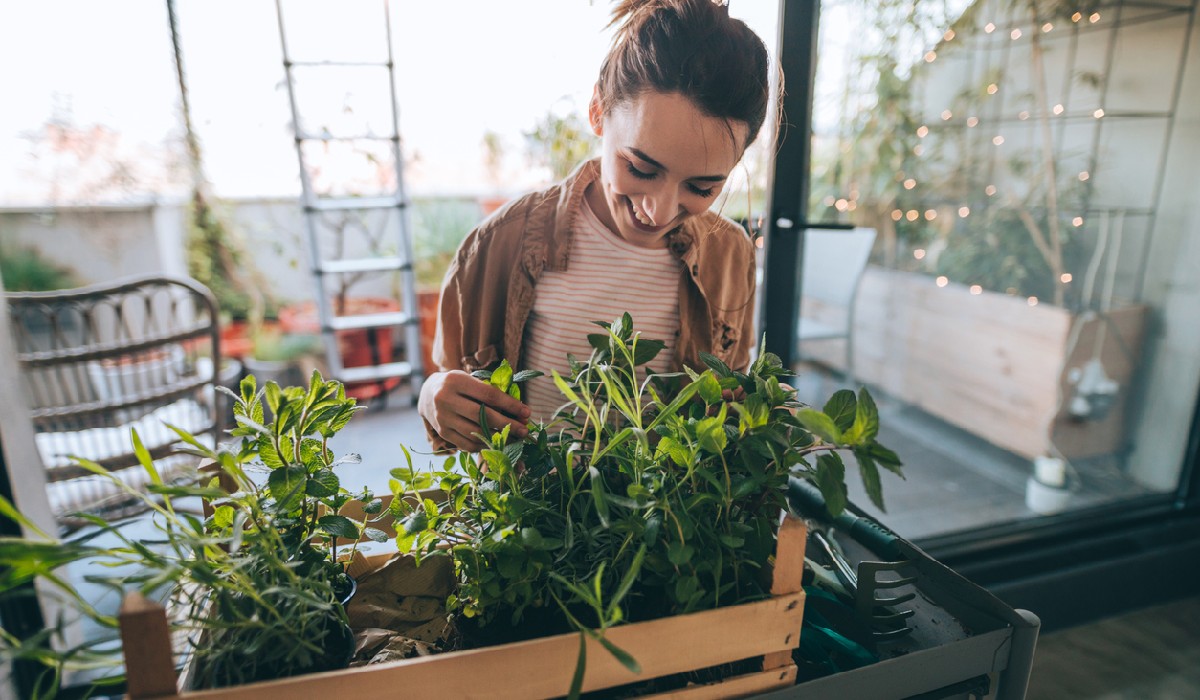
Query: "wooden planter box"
119 509 807 700
802 266 1146 460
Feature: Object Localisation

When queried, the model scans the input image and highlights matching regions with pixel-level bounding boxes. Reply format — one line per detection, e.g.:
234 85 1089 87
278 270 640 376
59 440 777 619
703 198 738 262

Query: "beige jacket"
427 159 757 449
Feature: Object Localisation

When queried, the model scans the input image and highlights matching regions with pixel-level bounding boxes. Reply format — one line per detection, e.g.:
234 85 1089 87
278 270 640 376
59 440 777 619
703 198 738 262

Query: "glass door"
766 0 1200 542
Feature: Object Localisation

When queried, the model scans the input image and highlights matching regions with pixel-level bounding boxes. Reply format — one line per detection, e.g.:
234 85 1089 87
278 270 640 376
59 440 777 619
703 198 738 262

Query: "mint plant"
389 315 902 692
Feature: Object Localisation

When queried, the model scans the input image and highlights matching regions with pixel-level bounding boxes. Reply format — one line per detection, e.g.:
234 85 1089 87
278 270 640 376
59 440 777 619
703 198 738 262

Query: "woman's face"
586 90 748 249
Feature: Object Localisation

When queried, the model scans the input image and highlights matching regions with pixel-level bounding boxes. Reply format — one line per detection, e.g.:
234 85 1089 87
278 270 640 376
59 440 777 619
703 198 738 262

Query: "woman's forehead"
606 92 747 177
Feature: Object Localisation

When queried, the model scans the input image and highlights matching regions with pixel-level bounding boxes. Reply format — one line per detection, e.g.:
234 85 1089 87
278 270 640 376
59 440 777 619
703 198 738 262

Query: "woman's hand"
419 370 531 452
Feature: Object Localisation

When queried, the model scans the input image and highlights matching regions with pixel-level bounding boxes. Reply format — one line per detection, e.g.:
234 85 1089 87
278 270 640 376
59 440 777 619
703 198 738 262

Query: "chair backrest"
800 227 877 307
6 275 221 528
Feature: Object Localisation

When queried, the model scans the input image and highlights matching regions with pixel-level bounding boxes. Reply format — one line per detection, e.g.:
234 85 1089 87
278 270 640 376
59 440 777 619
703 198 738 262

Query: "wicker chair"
6 275 222 531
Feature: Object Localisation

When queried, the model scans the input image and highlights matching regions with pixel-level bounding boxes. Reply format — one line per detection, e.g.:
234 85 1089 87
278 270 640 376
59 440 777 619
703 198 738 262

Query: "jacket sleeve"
731 244 757 373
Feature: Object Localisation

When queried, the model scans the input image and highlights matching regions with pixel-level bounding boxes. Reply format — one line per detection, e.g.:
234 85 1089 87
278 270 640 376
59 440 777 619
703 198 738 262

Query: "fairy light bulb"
967 116 979 127
925 50 937 63
1090 12 1101 23
941 109 953 121
936 276 949 287
944 29 956 41
993 135 1005 145
823 195 836 206
970 285 983 295
1072 11 1082 22
1053 104 1065 115
917 125 929 138
925 209 937 220
914 249 927 260
1061 273 1073 283
835 198 849 212
1011 28 1022 40
1079 171 1090 181
987 83 999 95
1094 108 1105 118
985 22 996 33
1043 22 1053 32
903 178 917 190
1072 216 1084 227
1028 297 1039 306
958 206 970 218
906 210 919 221
1018 110 1030 120
985 185 997 196
913 144 924 156
892 209 903 221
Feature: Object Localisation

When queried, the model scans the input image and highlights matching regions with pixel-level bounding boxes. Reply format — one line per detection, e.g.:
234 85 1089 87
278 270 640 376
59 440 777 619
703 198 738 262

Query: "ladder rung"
318 258 411 274
296 133 399 142
306 196 406 212
328 312 413 332
287 60 391 68
338 362 414 383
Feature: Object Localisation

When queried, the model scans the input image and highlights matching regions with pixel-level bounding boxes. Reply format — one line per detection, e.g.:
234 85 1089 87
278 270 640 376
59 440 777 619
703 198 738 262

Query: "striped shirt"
521 195 682 423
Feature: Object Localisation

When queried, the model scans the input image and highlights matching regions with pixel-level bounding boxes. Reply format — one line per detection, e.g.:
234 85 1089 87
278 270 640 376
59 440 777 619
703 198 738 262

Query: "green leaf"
589 467 610 528
568 632 587 700
402 511 429 536
490 360 514 393
655 436 691 467
845 388 880 444
698 351 733 378
814 453 849 517
696 410 728 454
796 408 842 444
362 497 384 515
823 390 858 433
870 443 905 475
511 369 544 383
587 333 610 353
631 338 666 366
318 515 359 540
666 541 695 566
597 635 641 674
856 450 885 512
306 469 340 497
267 466 307 512
363 527 389 543
696 372 723 405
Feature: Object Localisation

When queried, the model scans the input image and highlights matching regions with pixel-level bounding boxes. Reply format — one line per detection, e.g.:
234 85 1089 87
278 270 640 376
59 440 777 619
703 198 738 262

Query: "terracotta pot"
278 298 402 400
220 321 254 360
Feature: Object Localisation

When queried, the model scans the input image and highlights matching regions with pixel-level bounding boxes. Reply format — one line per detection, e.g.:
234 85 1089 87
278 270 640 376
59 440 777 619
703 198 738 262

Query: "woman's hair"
596 0 772 148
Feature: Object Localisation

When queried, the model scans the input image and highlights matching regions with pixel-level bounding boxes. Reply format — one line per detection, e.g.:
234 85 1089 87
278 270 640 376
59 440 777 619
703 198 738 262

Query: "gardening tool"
788 477 916 642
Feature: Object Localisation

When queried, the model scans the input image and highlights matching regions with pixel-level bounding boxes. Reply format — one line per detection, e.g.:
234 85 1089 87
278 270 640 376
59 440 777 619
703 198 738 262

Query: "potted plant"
0 371 385 695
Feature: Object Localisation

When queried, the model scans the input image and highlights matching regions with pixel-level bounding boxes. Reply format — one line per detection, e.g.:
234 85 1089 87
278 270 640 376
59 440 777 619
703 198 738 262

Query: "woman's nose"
641 188 678 226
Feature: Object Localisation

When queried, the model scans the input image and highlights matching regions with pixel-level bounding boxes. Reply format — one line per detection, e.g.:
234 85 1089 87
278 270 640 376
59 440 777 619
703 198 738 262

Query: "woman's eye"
687 183 716 198
625 162 656 180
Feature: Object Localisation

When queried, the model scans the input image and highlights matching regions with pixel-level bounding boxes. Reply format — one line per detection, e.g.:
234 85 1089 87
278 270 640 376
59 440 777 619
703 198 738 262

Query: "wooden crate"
120 514 807 700
802 266 1145 460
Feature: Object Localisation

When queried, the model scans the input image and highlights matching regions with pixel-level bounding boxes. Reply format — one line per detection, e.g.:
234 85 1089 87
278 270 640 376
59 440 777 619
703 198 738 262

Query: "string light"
1090 12 1101 23
1018 110 1030 120
1094 108 1105 118
925 209 937 220
1060 273 1073 283
967 116 979 127
958 206 970 218
985 22 996 33
847 200 858 211
917 125 929 138
914 249 927 260
970 285 983 295
925 50 938 63
903 178 917 189
985 185 997 196
823 195 836 206
1028 297 1039 306
1079 171 1090 181
835 198 849 212
907 210 920 221
1072 11 1082 22
891 209 903 221
1072 216 1084 226
1043 22 1053 32
913 144 925 156
993 135 1005 145
987 83 999 95
944 29 956 41
941 109 953 120
755 237 764 249
936 276 949 287
1053 104 1065 115
1011 28 1022 40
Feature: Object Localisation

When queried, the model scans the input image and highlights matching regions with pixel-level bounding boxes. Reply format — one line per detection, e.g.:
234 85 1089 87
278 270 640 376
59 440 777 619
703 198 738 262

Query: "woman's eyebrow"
629 147 727 182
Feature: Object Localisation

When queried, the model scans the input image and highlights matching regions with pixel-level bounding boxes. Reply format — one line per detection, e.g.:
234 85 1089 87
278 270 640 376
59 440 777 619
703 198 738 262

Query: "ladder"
273 0 423 402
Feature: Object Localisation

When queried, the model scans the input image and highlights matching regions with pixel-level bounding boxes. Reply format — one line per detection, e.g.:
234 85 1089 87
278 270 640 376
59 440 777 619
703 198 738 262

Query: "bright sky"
0 0 783 205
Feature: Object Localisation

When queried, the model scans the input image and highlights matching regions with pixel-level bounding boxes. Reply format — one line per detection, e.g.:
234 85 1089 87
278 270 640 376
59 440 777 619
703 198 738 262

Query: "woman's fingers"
421 370 532 451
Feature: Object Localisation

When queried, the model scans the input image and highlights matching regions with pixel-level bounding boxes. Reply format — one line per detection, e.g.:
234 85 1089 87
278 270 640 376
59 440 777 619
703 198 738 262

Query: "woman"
420 0 774 451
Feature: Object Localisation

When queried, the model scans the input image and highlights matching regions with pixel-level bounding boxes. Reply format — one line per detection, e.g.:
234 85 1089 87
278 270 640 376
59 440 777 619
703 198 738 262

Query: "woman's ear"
588 85 604 136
